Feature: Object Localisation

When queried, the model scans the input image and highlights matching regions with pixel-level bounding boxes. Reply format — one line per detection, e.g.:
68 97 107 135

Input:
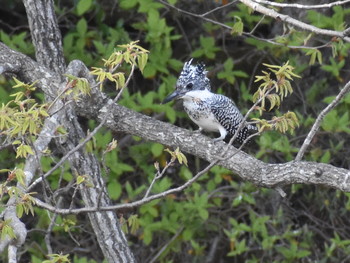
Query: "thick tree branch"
1 42 350 199
76 92 350 192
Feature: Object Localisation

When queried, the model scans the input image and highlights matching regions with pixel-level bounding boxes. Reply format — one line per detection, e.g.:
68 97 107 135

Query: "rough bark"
0 0 136 261
23 0 66 73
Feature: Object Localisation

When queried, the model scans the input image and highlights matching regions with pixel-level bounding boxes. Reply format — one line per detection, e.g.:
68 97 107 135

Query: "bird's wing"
209 94 244 135
210 94 257 143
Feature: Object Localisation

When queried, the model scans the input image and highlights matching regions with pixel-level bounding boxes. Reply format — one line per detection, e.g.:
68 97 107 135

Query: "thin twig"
44 197 63 255
143 160 175 199
148 226 184 263
33 158 219 215
295 80 350 161
201 1 237 16
250 15 265 35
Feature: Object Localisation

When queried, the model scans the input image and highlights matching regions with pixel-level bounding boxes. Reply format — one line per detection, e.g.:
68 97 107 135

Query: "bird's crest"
177 59 210 91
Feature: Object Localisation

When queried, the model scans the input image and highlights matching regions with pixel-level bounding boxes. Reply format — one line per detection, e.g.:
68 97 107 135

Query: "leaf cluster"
253 62 300 134
0 78 48 158
0 219 16 240
164 147 188 167
91 41 149 90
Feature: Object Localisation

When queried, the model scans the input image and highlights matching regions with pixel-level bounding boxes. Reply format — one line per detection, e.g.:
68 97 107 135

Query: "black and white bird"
162 59 257 143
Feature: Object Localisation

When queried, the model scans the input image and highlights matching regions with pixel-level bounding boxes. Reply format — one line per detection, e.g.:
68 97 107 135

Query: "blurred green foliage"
2 0 350 262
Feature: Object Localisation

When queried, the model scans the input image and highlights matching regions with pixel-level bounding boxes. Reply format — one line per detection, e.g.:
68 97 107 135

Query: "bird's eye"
186 83 193 89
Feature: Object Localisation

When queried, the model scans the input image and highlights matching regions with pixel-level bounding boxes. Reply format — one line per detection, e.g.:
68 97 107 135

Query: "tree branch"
252 0 350 9
296 80 350 161
20 0 136 260
0 37 135 263
23 0 66 73
1 43 350 208
75 96 350 193
239 0 350 41
157 0 350 48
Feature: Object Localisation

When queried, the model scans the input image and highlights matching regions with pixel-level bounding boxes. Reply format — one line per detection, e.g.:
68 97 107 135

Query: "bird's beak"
162 90 181 104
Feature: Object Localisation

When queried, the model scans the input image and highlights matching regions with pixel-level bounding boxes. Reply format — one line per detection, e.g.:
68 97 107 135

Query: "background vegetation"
1 0 350 262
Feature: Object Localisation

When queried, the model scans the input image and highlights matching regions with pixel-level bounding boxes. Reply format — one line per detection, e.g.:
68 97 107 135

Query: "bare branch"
296 80 350 161
252 0 350 9
143 160 175 199
239 0 350 41
45 197 63 255
33 159 219 215
157 0 350 48
149 226 184 263
8 245 18 263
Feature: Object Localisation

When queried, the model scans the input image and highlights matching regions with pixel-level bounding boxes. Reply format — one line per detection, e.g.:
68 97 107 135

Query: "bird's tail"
247 123 258 132
235 123 258 144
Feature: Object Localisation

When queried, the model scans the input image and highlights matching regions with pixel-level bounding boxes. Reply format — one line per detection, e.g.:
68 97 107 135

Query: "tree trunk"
5 0 136 261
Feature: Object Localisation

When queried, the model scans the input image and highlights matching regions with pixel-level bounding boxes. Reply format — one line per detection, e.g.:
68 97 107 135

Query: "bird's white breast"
190 113 224 132
182 89 225 132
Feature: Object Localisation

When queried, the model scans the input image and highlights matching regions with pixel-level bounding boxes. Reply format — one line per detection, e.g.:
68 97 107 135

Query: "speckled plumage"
163 59 257 143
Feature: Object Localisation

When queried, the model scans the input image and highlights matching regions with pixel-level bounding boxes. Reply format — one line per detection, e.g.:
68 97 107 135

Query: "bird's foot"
212 137 224 143
193 127 203 134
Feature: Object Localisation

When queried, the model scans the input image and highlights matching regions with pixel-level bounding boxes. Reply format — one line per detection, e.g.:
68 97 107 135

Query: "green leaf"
16 204 24 218
119 0 138 9
76 0 92 15
231 17 244 36
243 193 256 205
180 166 193 180
321 110 338 132
151 143 164 157
107 180 122 200
198 208 209 220
182 228 193 241
142 228 152 245
0 221 16 240
232 195 242 207
320 150 331 163
77 18 87 36
138 53 148 73
167 0 177 4
297 249 311 258
128 214 140 235
165 106 176 123
15 168 26 186
305 49 323 65
76 175 85 185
